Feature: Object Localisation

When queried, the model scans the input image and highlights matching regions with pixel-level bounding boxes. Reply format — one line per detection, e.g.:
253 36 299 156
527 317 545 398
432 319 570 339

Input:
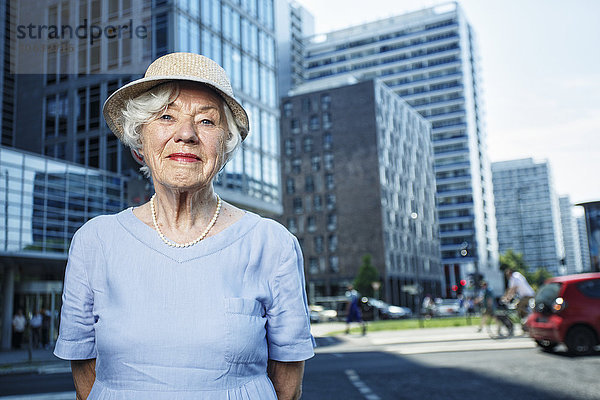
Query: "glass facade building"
301 3 500 295
11 0 281 214
0 145 128 349
576 201 600 272
492 158 565 276
559 196 583 274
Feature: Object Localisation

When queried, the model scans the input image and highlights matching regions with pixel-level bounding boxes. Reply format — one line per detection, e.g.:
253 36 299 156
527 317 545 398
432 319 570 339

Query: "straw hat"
102 52 249 141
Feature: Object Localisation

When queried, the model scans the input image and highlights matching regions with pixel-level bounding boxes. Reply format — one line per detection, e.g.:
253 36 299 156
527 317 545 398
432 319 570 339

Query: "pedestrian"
41 308 51 349
422 294 435 318
30 309 43 348
53 52 314 400
476 281 494 332
12 309 26 349
345 285 367 335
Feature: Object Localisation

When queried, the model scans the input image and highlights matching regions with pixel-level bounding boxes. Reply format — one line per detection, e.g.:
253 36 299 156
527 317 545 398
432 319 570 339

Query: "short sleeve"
53 230 97 360
266 236 315 362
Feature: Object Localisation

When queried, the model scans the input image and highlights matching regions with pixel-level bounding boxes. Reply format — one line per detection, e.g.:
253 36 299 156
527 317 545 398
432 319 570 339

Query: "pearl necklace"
150 193 221 248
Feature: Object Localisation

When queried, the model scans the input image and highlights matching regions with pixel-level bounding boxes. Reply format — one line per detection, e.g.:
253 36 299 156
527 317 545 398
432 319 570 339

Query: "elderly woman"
54 53 314 400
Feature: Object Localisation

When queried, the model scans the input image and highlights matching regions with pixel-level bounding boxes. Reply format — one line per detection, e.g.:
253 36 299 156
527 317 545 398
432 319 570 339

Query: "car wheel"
535 339 557 352
565 326 597 356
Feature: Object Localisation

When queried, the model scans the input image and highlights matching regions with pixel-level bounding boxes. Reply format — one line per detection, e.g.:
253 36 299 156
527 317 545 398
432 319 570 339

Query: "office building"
11 0 281 214
577 216 592 272
1 0 281 348
274 0 314 98
559 196 583 274
576 201 600 272
302 2 500 293
280 79 441 307
0 146 128 349
492 158 564 276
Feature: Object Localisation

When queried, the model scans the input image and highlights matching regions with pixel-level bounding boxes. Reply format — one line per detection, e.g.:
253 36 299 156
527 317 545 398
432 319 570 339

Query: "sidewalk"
0 347 70 376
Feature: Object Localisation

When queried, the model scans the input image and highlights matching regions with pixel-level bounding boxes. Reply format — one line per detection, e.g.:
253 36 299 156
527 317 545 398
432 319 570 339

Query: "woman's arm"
267 360 305 400
71 358 96 400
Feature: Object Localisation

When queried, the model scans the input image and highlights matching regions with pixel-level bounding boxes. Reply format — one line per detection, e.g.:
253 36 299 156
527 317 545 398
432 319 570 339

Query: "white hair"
119 82 242 178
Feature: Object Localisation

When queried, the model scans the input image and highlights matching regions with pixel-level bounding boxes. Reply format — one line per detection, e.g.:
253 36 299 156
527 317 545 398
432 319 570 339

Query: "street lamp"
410 212 424 328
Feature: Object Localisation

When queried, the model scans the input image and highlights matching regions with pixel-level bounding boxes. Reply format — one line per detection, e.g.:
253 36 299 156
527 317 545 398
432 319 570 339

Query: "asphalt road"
304 341 600 400
0 372 74 397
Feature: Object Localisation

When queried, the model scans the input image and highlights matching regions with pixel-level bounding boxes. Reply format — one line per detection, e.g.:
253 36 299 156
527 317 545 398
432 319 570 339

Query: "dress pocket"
225 297 268 364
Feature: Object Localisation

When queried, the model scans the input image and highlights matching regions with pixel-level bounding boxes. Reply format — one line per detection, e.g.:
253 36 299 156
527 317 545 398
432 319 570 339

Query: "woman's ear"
131 149 145 165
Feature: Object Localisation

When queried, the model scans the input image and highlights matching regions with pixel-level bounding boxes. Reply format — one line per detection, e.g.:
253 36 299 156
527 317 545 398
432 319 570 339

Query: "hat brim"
102 75 249 142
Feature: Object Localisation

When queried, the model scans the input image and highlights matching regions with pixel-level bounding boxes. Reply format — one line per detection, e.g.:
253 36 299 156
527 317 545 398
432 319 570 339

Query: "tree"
353 254 379 298
499 249 528 275
499 249 553 291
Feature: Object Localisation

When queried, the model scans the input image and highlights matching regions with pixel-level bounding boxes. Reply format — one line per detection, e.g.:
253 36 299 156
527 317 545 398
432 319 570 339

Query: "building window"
309 257 319 274
286 178 295 194
289 118 300 134
311 155 320 172
328 234 338 252
324 153 334 170
314 235 323 254
326 194 336 210
302 98 311 112
303 136 313 153
325 173 335 190
293 197 303 214
305 175 314 193
327 213 337 231
292 158 301 174
313 195 322 211
321 94 331 110
287 217 297 234
285 138 295 156
323 112 332 129
323 132 332 150
284 101 293 117
307 216 316 232
309 115 320 130
329 256 339 272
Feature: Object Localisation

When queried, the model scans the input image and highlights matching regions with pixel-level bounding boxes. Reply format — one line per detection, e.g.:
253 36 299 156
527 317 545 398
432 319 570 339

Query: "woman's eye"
159 114 173 121
200 119 215 126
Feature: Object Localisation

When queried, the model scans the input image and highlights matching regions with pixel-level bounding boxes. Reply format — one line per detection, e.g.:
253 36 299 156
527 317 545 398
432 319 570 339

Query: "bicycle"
485 299 527 339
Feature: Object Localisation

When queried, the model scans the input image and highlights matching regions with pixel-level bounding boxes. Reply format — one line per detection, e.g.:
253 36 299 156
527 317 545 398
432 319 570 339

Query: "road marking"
384 338 535 355
332 353 343 358
0 392 75 400
345 369 381 400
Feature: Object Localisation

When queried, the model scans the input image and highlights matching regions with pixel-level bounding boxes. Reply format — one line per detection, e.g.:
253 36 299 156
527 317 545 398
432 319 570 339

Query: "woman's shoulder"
246 212 296 243
73 209 130 241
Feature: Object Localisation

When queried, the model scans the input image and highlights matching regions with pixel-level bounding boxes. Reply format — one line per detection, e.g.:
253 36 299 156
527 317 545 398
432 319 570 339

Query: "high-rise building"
559 196 583 274
279 79 441 307
302 2 500 293
491 158 565 276
577 216 592 272
576 201 600 272
11 0 281 214
274 0 313 98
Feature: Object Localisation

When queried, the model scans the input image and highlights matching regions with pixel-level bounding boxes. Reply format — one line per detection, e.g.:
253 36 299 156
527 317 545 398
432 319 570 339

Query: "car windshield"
535 282 562 305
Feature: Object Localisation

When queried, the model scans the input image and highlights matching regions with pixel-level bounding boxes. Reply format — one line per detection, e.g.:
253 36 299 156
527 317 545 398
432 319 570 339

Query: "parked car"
309 305 338 323
527 272 600 355
434 299 464 317
362 298 412 320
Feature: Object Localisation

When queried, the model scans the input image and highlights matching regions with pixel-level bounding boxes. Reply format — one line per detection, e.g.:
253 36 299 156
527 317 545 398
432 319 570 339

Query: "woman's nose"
173 118 199 143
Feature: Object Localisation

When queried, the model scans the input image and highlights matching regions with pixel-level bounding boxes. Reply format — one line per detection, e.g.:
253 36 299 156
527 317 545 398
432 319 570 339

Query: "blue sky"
296 0 600 207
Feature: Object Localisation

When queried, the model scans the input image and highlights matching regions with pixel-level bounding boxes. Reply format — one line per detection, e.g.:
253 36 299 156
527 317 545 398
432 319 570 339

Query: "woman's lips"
167 153 201 162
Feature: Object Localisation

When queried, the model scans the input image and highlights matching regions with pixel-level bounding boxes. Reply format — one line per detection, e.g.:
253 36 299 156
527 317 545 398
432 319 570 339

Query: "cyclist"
501 266 535 326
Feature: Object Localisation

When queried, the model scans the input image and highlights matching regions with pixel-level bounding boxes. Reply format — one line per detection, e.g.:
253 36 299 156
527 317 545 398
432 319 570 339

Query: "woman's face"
139 84 229 191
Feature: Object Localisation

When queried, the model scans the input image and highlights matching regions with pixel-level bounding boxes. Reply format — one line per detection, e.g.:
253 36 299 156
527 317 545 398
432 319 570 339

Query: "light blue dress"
54 209 315 399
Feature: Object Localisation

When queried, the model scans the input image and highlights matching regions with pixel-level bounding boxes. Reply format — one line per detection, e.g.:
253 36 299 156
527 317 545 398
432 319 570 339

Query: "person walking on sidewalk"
475 281 494 332
12 309 26 349
345 285 366 335
30 310 43 348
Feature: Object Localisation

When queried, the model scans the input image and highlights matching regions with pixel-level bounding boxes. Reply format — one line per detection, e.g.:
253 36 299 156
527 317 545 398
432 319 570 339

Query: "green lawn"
328 316 482 335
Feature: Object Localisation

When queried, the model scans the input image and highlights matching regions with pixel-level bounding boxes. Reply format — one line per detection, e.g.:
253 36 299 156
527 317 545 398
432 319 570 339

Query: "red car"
527 272 600 355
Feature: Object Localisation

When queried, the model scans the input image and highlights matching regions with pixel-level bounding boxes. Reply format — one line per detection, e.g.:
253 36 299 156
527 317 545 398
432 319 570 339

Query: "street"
1 326 599 399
